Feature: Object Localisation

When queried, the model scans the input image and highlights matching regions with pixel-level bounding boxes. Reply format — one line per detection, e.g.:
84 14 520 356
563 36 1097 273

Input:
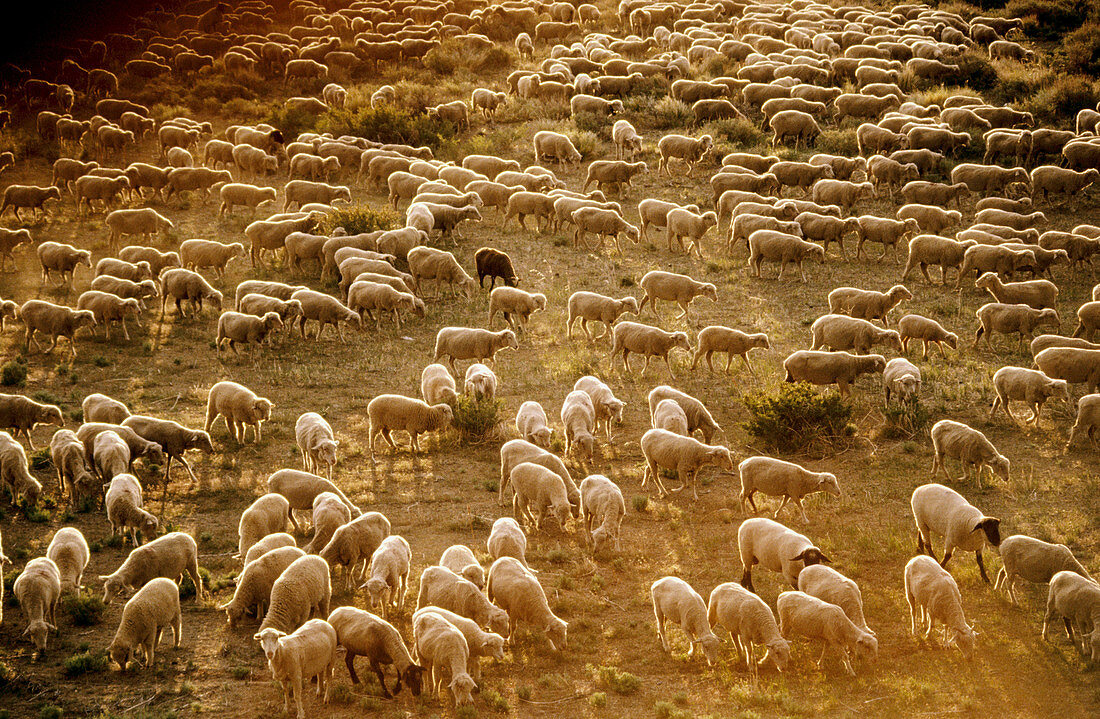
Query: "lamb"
639 271 717 321
747 230 826 282
327 606 424 696
471 89 507 121
362 535 412 618
566 291 638 342
498 439 579 510
855 216 920 263
782 350 886 397
776 591 877 676
266 469 359 530
652 397 689 435
254 619 341 719
219 183 277 216
180 239 244 279
14 556 60 651
19 300 96 359
0 431 41 506
487 517 530 569
295 413 338 481
204 380 272 444
318 512 391 589
738 517 832 593
100 531 202 602
0 394 63 449
416 566 509 636
258 554 332 634
440 546 485 589
995 535 1094 605
810 314 903 355
798 565 873 636
37 241 91 286
421 364 458 407
974 302 1060 351
220 546 305 627
897 314 958 358
650 577 721 664
738 457 841 524
511 461 573 531
707 582 790 681
107 577 181 669
610 322 691 378
573 376 625 442
975 272 1057 311
159 269 224 317
690 327 770 375
1042 571 1100 662
50 429 97 502
912 482 1001 582
412 611 477 705
94 430 130 480
367 394 453 459
486 557 568 650
640 428 733 500
827 285 911 326
990 367 1068 428
577 474 624 555
463 363 498 401
904 555 977 654
532 130 582 165
433 327 518 375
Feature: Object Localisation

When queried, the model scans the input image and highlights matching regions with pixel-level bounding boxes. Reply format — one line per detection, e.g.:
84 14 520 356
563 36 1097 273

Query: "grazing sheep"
748 230 825 282
498 439 579 510
769 111 820 149
912 483 1001 582
652 399 689 435
487 517 530 569
639 271 717 320
14 557 60 651
295 413 338 481
416 565 509 636
612 119 643 160
327 606 424 696
440 546 485 589
776 591 877 676
266 469 359 531
20 300 96 359
317 511 390 590
738 457 841 524
159 269 223 318
100 531 201 602
572 206 640 254
511 461 573 531
254 619 341 719
412 611 476 705
573 376 624 442
367 395 453 459
1042 571 1100 662
904 555 977 654
828 285 911 326
798 565 873 636
647 386 721 443
486 557 568 650
995 535 1094 605
204 381 272 444
290 289 362 343
810 314 903 355
107 577 181 669
566 292 638 343
738 517 831 593
473 247 518 290
929 419 1010 490
220 546 305 628
641 428 733 500
651 577 721 664
707 582 790 681
610 322 691 378
532 130 582 166
974 303 1060 351
258 554 332 635
433 327 518 375
578 474 624 555
0 394 63 449
94 430 130 481
990 367 1068 427
463 363 498 402
50 429 97 503
244 533 296 567
691 327 769 374
783 350 886 397
421 364 458 407
0 430 41 506
883 357 922 406
180 239 245 279
362 535 412 618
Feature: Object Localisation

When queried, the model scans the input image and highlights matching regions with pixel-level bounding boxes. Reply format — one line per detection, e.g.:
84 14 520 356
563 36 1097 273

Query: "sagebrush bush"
568 130 605 159
0 359 26 387
1008 0 1090 39
649 96 693 130
573 110 612 138
742 382 854 453
64 591 105 627
591 664 642 695
318 205 399 235
266 105 321 140
711 117 765 148
1023 75 1099 124
815 129 859 156
881 401 932 440
63 650 108 677
317 105 455 151
452 395 504 442
424 38 513 75
953 51 999 92
1064 23 1100 77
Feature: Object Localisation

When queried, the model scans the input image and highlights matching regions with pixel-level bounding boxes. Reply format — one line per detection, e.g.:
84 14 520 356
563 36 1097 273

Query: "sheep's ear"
790 550 809 562
820 553 833 564
252 632 263 640
98 575 109 581
47 623 58 631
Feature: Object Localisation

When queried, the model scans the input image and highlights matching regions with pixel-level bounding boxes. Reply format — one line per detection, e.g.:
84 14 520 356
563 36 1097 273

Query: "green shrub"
1007 0 1089 39
266 105 321 140
21 503 49 523
654 701 692 719
188 76 256 104
424 38 513 75
632 494 649 513
318 205 399 236
815 129 859 156
573 110 612 137
29 448 51 471
1064 23 1100 76
649 96 693 130
0 359 27 388
179 567 210 600
64 591 106 627
1023 76 1099 124
591 664 642 695
711 117 765 148
317 105 455 151
742 382 854 453
953 51 999 92
568 130 605 159
589 692 608 708
63 650 108 677
452 395 504 442
881 401 932 440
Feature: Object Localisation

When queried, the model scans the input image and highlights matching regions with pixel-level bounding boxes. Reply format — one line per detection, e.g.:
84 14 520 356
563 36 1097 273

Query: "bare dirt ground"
1 4 1100 719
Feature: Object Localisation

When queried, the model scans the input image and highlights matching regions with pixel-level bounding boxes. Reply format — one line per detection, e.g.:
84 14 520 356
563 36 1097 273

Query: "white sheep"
412 611 477 705
486 556 567 650
440 545 485 589
883 357 922 406
691 327 770 375
367 394 453 459
579 474 625 555
929 419 1010 489
204 380 273 443
990 367 1068 427
904 555 977 654
237 493 291 559
995 535 1094 605
487 517 530 569
641 428 733 500
50 429 97 502
108 577 182 669
463 363 498 401
510 461 572 532
650 576 721 664
488 287 546 332
295 412 338 481
566 291 638 343
611 321 692 378
707 582 790 682
639 270 717 321
776 591 877 675
220 546 305 628
104 472 158 547
737 517 832 593
738 456 841 524
254 618 342 719
245 533 297 566
498 438 579 510
515 401 552 447
647 386 722 443
327 605 425 696
362 535 412 618
100 531 202 602
46 526 89 593
1042 571 1100 663
14 557 60 651
433 327 518 375
797 564 874 636
416 565 510 636
911 483 1002 583
258 554 332 634
560 390 596 459
318 511 391 589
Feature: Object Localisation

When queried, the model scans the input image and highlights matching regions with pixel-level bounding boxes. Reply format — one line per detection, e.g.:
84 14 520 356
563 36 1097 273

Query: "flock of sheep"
0 0 1099 714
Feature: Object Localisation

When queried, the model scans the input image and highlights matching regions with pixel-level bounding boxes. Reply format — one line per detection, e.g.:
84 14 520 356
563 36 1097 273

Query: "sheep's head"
546 617 568 651
41 404 64 427
139 513 160 541
671 331 691 353
856 632 879 661
449 673 477 705
818 472 842 498
220 600 245 628
975 516 1002 546
23 618 56 651
363 577 389 607
108 639 131 669
951 624 977 656
100 574 127 603
763 637 791 672
75 309 97 329
791 547 831 566
253 628 286 660
1037 308 1061 331
190 430 215 454
698 633 722 665
480 633 506 661
253 398 273 422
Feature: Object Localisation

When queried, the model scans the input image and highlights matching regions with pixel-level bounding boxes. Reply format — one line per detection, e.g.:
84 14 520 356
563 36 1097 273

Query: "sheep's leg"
773 496 791 518
975 550 990 583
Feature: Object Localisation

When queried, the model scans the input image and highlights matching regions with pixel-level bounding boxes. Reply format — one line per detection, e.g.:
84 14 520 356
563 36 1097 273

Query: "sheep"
572 206 640 254
640 427 733 500
204 381 272 444
433 327 518 376
897 314 958 359
483 287 544 335
411 611 476 706
974 302 1060 351
288 289 361 343
327 606 424 696
76 424 164 476
245 212 324 268
118 415 211 486
1030 166 1099 205
220 546 305 628
737 517 832 593
881 355 922 405
244 532 298 566
645 386 720 444
367 394 453 460
900 180 970 208
511 461 573 531
487 517 530 570
532 130 582 165
258 554 332 635
420 364 458 407
318 512 390 589
95 258 152 283
89 276 159 311
989 367 1068 429
0 394 63 450
649 577 721 664
220 183 277 216
769 110 820 149
107 577 181 670
904 555 977 654
440 546 485 589
652 397 689 434
416 566 509 636
612 119 643 160
798 565 873 637
498 439 579 510
486 557 567 650
284 180 351 212
237 294 304 331
583 160 646 197
927 419 1010 491
782 350 886 397
1042 571 1100 662
738 456 841 524
566 292 638 343
951 163 1029 197
748 230 826 282
100 531 201 603
855 216 920 263
975 273 1057 311
573 376 625 442
407 246 476 299
1 184 61 221
911 482 1001 583
578 474 624 555
638 272 716 323
1033 335 1100 356
179 239 245 280
828 285 912 327
94 429 130 481
609 321 690 378
810 315 903 355
35 242 89 287
50 429 96 502
658 133 714 176
74 291 141 342
707 582 790 682
254 619 341 719
995 535 1094 605
810 179 873 214
14 556 60 651
776 591 877 676
362 535 411 618
413 605 503 685
266 469 359 531
473 247 518 290
295 413 337 482
18 300 95 360
689 327 770 375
